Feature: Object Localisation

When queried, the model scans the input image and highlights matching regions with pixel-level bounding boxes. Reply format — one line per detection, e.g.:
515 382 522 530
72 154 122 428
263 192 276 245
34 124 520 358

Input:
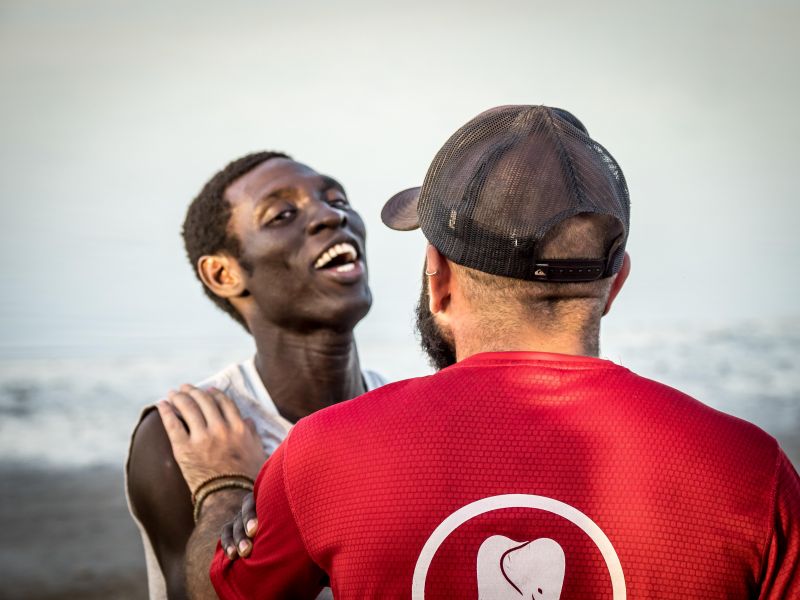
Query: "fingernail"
227 546 236 559
246 519 258 535
239 540 250 553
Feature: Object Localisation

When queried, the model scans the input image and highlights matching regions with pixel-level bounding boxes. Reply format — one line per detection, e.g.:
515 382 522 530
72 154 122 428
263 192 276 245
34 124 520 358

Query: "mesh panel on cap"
417 105 630 281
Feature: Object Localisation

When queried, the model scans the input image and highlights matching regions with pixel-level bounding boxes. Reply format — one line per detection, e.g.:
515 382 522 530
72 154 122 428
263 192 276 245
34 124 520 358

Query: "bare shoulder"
127 407 194 596
128 408 192 519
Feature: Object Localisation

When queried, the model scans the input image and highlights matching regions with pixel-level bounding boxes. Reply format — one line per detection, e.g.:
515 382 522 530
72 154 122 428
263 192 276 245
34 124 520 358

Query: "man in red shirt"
161 105 799 598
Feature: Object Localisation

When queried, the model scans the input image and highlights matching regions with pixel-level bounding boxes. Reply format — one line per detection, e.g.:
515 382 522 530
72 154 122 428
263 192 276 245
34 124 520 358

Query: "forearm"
185 489 250 600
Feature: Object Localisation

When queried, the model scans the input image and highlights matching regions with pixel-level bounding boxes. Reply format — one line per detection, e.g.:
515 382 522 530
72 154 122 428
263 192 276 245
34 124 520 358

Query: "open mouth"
313 242 360 272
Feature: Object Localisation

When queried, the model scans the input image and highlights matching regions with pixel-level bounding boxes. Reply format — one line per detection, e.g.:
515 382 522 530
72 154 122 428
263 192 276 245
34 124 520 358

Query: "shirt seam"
452 361 620 373
282 426 327 573
755 441 783 588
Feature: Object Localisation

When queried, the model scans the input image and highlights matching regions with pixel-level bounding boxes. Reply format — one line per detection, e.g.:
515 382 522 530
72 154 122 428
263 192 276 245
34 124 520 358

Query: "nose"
306 201 347 235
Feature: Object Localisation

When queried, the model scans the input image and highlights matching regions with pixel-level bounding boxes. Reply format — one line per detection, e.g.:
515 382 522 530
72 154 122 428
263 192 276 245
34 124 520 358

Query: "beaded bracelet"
191 472 254 505
193 478 254 524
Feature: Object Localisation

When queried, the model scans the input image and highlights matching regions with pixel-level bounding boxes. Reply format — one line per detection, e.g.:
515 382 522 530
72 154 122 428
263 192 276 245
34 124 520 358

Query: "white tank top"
124 357 386 599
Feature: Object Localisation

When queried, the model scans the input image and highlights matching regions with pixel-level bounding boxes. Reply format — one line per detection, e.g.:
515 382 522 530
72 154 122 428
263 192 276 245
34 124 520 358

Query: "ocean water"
0 318 797 468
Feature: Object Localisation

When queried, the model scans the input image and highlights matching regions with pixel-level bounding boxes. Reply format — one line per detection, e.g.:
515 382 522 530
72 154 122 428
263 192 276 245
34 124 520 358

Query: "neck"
248 321 365 423
453 315 600 362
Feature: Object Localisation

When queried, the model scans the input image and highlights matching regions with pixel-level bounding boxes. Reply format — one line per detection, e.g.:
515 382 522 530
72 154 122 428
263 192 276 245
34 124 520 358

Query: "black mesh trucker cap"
381 105 630 282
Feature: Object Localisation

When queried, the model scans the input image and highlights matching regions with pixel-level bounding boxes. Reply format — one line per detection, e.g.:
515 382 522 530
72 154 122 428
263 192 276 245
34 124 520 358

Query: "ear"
425 244 452 314
197 254 248 299
602 252 631 316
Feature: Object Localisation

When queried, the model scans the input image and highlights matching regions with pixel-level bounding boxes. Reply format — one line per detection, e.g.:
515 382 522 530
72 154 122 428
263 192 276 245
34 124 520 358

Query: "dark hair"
182 151 291 329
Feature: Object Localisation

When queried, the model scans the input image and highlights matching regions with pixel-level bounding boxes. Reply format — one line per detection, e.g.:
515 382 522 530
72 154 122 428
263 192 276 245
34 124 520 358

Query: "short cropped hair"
182 151 291 329
454 213 624 353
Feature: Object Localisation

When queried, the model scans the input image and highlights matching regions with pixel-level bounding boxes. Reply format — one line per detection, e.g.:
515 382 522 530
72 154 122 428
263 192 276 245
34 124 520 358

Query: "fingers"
209 387 244 427
242 492 258 537
232 511 252 557
167 384 229 434
220 521 237 561
167 390 207 432
156 400 189 445
220 493 258 561
182 384 225 430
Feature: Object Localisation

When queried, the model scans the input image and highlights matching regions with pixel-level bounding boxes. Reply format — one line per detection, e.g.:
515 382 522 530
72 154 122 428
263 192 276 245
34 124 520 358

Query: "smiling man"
125 152 385 600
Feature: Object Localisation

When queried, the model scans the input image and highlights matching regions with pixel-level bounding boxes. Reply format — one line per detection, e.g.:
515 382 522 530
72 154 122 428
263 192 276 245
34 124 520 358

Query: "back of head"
182 151 290 330
418 105 629 282
454 213 624 348
383 105 631 355
383 105 629 281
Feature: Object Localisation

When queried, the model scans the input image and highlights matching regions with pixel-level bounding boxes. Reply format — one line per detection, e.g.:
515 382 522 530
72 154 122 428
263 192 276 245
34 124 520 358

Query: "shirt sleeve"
210 438 326 600
758 450 800 599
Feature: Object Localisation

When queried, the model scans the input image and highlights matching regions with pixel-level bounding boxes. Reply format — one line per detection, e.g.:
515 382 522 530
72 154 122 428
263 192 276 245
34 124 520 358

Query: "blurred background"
1 0 798 597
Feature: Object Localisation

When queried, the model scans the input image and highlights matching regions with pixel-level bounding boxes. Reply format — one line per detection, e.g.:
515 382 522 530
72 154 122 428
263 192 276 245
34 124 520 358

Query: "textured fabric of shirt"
210 352 800 599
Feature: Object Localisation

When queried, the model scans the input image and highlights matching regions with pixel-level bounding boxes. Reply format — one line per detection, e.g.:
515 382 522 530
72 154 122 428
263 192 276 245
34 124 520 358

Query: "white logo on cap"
448 209 457 229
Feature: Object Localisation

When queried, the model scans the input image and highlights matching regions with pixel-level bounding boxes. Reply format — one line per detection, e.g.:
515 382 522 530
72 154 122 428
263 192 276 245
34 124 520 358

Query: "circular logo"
411 494 626 599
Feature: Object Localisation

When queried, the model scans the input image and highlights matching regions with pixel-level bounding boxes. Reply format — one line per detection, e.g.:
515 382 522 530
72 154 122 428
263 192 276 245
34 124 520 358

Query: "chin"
296 284 372 333
253 281 372 333
328 290 372 331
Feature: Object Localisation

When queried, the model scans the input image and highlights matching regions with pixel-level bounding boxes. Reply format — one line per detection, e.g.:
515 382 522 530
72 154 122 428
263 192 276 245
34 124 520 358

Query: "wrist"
193 475 255 524
197 487 251 521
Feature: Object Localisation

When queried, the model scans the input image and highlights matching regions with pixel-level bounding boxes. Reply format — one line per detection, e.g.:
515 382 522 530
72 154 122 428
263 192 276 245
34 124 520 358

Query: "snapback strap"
533 259 606 282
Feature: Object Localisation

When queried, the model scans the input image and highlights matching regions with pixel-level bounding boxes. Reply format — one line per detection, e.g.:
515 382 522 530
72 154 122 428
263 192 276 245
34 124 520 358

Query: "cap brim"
381 187 421 231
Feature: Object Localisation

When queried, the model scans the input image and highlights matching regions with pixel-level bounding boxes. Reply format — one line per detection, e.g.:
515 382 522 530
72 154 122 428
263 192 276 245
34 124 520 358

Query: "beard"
415 267 458 371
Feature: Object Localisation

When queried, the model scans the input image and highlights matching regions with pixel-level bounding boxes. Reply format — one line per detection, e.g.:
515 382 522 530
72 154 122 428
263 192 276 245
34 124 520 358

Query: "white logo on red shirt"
411 494 625 599
477 536 565 600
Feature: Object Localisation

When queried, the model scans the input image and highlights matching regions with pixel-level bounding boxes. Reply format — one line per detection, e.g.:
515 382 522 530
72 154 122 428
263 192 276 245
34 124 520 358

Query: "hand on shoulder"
157 385 267 494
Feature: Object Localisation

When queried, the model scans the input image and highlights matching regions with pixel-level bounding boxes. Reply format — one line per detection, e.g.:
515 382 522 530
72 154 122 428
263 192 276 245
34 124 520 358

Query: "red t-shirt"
211 352 800 599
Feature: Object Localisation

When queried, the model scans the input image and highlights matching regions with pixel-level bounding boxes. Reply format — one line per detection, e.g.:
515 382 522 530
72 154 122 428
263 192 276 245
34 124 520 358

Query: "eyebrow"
320 175 346 195
253 176 348 221
258 176 345 204
260 187 299 202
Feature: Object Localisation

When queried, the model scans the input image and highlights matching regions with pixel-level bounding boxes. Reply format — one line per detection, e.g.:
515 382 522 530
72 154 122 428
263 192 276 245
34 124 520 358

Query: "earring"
425 269 439 277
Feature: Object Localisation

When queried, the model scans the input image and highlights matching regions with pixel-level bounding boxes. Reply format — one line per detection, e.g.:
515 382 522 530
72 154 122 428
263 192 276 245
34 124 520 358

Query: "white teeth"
336 263 356 273
314 242 358 269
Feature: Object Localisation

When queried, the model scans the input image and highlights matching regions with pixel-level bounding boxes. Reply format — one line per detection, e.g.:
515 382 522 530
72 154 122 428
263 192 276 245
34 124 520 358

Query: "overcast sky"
1 0 798 364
